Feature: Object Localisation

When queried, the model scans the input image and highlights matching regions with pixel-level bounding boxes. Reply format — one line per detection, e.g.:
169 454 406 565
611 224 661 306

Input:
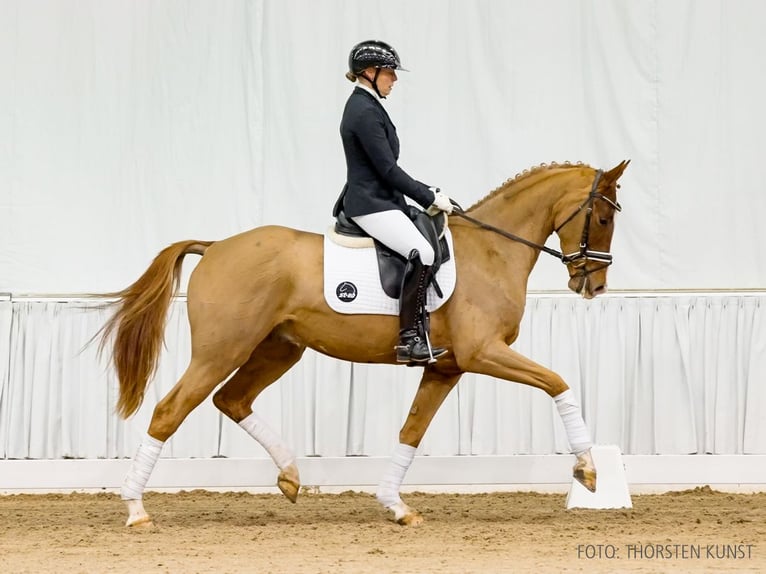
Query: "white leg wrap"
376 443 416 508
554 389 593 454
121 433 164 501
238 412 295 470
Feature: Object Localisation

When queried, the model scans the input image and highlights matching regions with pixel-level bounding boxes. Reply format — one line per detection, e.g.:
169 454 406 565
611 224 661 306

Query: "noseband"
554 170 622 282
452 170 622 280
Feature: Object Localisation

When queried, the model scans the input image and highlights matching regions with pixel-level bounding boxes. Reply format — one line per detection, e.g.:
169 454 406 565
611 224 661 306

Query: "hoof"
124 499 153 528
388 500 424 527
396 510 424 527
573 450 598 493
277 463 300 503
127 516 155 529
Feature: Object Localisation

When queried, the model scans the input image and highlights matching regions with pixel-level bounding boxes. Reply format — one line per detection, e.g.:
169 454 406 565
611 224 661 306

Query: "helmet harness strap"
363 68 384 99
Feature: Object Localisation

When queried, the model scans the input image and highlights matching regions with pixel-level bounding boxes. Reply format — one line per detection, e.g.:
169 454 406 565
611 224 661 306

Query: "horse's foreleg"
121 358 233 527
463 342 596 492
212 333 306 503
554 388 596 492
378 369 462 526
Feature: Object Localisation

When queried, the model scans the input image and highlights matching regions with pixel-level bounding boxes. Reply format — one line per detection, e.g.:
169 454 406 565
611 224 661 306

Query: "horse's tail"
99 240 213 419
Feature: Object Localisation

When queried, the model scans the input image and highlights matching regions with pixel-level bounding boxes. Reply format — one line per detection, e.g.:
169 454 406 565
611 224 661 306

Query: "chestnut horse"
102 160 629 527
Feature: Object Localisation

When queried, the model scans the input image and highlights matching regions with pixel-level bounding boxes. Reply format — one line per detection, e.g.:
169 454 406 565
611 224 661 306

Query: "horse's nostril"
592 285 607 296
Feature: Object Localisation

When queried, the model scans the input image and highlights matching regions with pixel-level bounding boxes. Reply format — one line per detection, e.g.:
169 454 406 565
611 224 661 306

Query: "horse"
101 159 629 527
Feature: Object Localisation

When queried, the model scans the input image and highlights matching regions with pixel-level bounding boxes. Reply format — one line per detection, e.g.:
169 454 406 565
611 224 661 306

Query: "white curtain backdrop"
1 294 764 459
2 2 766 464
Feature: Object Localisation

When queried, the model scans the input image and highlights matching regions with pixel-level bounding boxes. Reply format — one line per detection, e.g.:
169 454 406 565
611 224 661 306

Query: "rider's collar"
356 81 381 101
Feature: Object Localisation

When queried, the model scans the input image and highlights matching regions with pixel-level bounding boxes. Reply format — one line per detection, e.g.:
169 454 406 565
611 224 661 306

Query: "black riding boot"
395 250 448 363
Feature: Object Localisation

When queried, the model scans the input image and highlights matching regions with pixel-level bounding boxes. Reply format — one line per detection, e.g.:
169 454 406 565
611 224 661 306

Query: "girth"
333 206 451 299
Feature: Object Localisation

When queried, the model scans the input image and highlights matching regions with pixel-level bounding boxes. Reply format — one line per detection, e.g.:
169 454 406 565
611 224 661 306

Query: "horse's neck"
470 173 565 251
462 169 590 289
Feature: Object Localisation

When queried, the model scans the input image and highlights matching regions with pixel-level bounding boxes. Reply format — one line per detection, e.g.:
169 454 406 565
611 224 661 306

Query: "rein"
452 210 568 261
451 170 621 273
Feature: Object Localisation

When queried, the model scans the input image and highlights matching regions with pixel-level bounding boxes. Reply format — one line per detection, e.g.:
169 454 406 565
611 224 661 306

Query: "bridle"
451 170 622 283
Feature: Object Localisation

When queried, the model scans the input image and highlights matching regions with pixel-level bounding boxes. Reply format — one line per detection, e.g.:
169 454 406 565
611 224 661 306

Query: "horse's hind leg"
212 331 306 503
378 368 462 526
122 356 238 527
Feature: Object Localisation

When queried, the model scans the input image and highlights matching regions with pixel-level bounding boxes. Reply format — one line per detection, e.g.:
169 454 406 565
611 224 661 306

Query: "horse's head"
554 160 629 299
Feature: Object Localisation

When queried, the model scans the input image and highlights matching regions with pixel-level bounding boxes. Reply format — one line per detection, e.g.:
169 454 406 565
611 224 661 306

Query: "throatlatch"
395 250 447 364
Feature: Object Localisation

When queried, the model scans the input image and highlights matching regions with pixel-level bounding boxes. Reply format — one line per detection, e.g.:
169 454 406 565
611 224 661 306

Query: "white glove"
427 187 454 215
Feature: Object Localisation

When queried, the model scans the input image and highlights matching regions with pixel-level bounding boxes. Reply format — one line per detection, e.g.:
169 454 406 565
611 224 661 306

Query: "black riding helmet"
347 40 407 98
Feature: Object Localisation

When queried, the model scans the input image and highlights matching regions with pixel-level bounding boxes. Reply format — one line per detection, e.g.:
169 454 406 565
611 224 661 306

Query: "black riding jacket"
335 87 435 217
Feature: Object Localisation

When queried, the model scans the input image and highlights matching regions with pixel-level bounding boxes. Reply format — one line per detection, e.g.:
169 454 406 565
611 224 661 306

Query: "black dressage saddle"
332 205 451 299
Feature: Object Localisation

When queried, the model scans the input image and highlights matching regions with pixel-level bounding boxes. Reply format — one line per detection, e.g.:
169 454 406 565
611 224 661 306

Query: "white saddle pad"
323 229 456 315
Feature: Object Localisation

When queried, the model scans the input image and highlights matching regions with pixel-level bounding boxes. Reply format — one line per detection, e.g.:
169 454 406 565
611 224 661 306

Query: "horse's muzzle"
568 274 607 299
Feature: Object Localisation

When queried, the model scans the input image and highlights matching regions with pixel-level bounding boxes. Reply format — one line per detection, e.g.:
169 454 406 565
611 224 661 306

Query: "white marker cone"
567 444 632 509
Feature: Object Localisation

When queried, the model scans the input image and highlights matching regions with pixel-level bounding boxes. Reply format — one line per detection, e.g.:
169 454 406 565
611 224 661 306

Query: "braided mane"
468 161 592 211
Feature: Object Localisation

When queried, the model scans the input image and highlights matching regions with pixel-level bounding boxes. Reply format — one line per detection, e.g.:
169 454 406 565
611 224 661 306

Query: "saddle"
332 206 451 299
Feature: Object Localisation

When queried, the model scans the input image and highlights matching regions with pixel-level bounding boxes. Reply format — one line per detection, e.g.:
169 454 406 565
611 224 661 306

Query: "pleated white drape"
1 295 764 460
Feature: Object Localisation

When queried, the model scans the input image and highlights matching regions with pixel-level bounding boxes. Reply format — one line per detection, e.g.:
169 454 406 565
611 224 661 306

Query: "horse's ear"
603 160 630 185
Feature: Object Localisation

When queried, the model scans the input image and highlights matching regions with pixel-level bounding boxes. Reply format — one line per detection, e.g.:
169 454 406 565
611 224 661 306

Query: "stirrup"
395 333 447 364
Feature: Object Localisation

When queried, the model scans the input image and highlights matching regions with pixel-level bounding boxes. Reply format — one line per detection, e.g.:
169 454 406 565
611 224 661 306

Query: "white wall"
2 1 765 293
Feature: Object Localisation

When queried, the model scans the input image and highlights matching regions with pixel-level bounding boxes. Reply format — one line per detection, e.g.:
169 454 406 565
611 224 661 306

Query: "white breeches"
351 209 435 265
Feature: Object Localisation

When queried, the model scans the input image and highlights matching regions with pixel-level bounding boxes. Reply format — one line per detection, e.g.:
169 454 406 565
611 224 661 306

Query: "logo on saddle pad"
335 281 358 302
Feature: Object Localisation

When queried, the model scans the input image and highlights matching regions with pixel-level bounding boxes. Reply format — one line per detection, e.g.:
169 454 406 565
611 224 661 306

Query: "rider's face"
362 67 397 97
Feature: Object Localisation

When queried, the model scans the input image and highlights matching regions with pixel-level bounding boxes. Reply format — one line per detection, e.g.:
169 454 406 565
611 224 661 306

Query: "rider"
335 40 454 364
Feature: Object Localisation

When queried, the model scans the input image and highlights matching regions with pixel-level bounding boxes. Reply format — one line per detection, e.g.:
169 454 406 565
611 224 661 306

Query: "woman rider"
334 40 454 364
